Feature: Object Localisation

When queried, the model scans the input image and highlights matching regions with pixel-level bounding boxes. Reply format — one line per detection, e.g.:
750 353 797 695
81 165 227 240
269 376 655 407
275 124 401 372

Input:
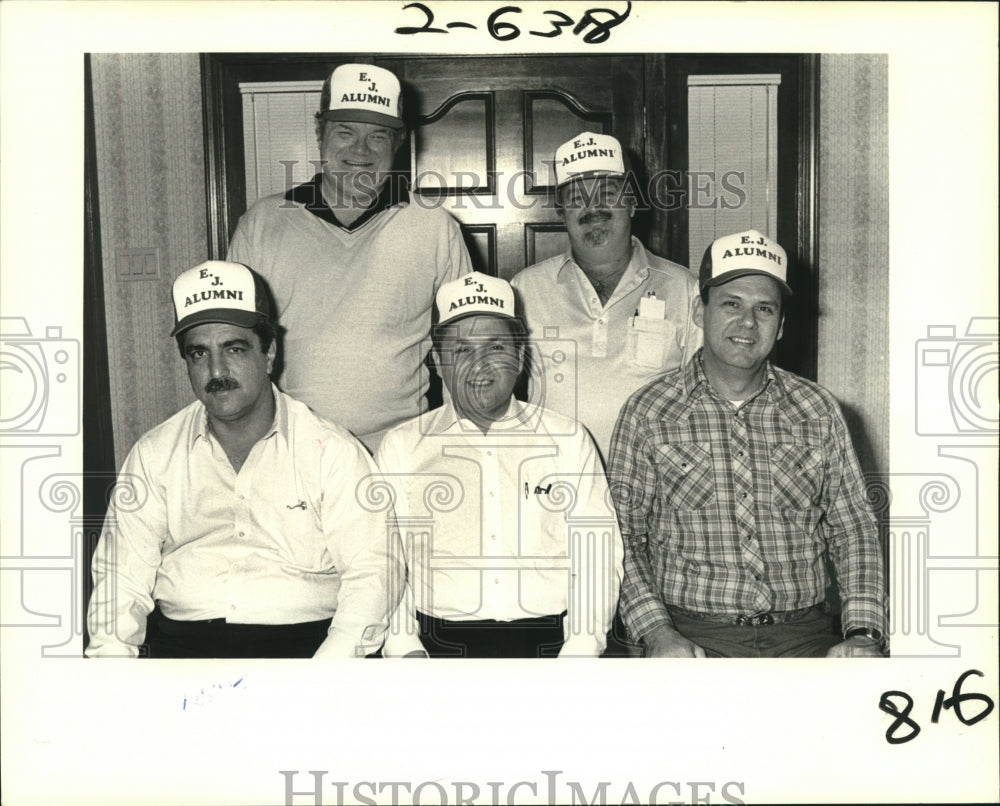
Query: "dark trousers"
666 605 841 658
416 611 566 658
144 609 332 658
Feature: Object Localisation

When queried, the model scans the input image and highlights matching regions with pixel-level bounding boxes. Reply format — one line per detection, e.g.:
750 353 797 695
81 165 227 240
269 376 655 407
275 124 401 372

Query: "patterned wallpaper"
817 54 890 478
91 54 208 469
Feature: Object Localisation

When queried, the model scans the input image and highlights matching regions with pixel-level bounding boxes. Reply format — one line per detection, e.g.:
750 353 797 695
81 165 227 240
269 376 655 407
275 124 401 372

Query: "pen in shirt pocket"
524 482 529 499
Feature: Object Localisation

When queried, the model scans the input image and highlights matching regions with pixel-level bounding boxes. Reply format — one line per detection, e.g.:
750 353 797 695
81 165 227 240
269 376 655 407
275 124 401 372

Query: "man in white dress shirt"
378 272 622 658
86 261 403 658
511 131 702 463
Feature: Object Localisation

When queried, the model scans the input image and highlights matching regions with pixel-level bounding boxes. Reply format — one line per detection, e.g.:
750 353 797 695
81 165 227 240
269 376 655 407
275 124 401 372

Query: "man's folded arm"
314 439 406 658
86 442 165 657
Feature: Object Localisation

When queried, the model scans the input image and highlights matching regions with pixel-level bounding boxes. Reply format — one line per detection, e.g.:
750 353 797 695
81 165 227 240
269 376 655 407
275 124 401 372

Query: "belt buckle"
736 613 774 626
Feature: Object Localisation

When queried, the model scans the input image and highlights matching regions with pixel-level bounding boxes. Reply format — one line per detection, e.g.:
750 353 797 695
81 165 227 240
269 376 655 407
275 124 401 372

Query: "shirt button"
490 534 496 541
486 451 492 456
238 531 245 537
598 319 605 325
737 450 745 457
494 579 500 585
230 604 236 610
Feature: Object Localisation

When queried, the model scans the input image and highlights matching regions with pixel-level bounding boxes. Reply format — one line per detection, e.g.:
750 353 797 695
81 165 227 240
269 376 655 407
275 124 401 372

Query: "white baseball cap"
171 261 273 336
434 272 519 327
699 230 792 296
554 131 626 187
319 63 404 129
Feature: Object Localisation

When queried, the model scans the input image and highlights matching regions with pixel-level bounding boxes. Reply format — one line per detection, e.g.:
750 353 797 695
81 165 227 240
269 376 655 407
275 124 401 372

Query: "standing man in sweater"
228 63 472 453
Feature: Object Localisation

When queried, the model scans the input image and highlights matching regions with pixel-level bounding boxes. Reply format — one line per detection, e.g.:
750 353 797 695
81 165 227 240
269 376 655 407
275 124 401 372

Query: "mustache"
578 209 613 226
205 377 240 394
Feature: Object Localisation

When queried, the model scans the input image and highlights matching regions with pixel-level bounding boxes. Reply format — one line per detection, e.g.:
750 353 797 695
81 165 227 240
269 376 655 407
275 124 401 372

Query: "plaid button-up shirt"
607 351 886 642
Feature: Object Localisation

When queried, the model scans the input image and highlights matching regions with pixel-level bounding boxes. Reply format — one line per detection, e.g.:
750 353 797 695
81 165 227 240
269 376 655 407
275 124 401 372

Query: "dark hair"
431 316 527 353
699 281 788 313
314 114 407 145
553 172 641 213
175 318 278 359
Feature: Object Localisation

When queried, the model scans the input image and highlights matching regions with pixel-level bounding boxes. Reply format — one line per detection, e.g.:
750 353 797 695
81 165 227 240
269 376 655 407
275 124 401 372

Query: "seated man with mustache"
86 261 403 658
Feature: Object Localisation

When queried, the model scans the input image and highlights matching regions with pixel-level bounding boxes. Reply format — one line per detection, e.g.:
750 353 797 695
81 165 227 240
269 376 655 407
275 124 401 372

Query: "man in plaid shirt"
607 230 887 658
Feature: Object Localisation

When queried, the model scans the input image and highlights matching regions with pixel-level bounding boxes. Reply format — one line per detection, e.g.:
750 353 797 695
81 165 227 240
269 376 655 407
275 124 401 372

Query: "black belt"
417 610 567 629
155 613 332 635
668 604 821 626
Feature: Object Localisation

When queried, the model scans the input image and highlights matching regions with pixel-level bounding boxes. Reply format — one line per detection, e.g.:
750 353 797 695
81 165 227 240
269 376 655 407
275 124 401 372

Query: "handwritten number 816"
880 669 994 744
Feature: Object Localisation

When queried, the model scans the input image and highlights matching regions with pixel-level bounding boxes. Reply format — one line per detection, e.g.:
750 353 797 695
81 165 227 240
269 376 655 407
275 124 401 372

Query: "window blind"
240 81 323 206
687 74 781 269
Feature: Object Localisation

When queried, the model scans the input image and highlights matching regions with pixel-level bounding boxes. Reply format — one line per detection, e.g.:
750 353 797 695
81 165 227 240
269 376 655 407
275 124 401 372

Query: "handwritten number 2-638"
395 2 631 44
879 669 994 744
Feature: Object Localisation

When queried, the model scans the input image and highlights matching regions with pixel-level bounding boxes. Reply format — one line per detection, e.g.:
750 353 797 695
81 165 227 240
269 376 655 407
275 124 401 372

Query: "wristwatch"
845 627 888 654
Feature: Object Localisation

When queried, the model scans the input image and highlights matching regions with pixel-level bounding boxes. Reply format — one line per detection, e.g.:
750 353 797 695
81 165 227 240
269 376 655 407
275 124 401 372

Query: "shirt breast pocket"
652 441 715 510
769 443 824 510
626 316 677 370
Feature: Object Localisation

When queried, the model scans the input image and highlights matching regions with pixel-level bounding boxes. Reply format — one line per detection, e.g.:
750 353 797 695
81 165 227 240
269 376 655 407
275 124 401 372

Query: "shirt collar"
681 349 785 405
428 398 546 436
190 383 284 448
555 236 650 284
283 172 408 232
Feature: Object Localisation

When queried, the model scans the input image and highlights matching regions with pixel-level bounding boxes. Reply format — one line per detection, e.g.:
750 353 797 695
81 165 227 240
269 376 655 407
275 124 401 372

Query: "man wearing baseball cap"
511 131 702 464
228 63 472 453
607 230 887 658
376 272 622 658
85 261 403 658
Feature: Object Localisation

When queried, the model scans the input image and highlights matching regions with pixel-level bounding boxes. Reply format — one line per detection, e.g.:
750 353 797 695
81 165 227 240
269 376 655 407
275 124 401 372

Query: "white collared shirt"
377 400 623 657
86 386 403 658
511 237 702 462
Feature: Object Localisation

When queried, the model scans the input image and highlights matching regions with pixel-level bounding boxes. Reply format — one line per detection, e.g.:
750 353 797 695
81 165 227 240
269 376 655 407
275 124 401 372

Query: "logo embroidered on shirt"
533 484 553 495
286 501 307 510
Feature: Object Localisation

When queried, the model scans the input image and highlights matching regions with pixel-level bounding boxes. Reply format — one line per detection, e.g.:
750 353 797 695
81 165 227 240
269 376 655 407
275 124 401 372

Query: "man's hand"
403 649 429 658
642 625 706 658
826 635 885 658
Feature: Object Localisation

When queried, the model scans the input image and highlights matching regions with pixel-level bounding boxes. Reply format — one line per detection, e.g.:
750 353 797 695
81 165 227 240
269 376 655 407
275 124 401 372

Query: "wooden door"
380 55 644 280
